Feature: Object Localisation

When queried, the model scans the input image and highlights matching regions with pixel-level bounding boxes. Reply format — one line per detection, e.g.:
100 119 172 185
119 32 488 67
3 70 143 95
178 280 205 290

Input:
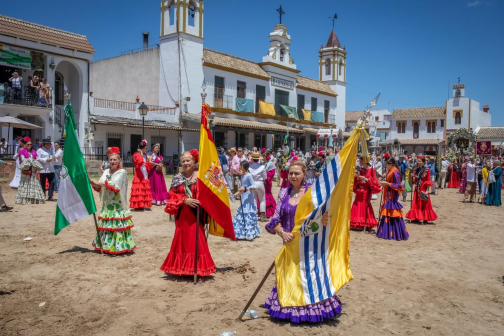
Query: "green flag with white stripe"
54 103 96 235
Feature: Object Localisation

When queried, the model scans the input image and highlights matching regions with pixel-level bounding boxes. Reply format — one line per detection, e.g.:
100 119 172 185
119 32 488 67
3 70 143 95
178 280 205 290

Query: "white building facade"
0 15 93 149
87 0 347 157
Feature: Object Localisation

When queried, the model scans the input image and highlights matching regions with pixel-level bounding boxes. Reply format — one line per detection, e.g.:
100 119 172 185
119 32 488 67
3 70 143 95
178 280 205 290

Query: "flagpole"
237 261 275 321
92 213 104 254
194 205 200 284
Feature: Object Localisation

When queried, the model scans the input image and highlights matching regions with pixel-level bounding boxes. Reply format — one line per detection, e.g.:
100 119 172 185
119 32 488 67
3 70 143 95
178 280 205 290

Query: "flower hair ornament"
110 147 121 154
383 152 391 160
23 136 31 142
142 139 147 146
188 149 199 163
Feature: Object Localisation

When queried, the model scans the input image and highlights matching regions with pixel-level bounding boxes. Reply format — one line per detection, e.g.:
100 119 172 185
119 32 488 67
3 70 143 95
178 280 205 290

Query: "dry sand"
0 176 503 336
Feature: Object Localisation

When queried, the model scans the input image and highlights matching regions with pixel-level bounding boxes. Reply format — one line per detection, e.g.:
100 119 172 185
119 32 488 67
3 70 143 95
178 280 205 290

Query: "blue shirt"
218 153 227 167
426 161 437 177
397 160 409 175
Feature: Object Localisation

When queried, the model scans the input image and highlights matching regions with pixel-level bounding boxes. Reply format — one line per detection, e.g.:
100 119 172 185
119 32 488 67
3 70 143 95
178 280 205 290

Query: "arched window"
188 1 196 27
402 122 406 133
427 122 431 133
413 122 419 138
325 59 331 76
455 112 461 125
431 122 436 133
169 0 176 26
55 71 64 105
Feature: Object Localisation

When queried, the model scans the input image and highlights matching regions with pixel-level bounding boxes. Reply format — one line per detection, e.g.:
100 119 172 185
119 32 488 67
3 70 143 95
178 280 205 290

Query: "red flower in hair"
110 147 121 154
261 148 266 153
383 152 391 160
23 136 31 142
189 149 199 163
292 157 298 161
142 139 147 146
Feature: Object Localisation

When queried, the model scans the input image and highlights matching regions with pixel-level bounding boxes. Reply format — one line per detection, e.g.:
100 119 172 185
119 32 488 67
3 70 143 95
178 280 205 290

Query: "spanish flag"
196 103 236 241
274 122 369 307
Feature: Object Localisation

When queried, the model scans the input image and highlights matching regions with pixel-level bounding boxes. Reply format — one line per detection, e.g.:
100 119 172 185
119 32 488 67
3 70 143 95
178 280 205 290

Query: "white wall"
390 118 444 140
90 48 160 105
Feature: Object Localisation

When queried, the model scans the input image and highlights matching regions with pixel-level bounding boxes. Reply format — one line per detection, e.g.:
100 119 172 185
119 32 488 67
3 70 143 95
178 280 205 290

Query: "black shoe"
47 197 56 202
1 205 13 212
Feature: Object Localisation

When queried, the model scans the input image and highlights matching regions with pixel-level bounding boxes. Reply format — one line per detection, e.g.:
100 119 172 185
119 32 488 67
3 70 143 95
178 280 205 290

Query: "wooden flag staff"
92 213 104 254
237 261 275 321
194 205 200 284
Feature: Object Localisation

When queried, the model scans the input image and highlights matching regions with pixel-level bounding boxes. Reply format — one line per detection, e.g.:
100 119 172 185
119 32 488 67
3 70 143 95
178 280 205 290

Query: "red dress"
130 152 153 209
447 164 461 188
350 167 381 230
160 176 216 276
406 167 438 221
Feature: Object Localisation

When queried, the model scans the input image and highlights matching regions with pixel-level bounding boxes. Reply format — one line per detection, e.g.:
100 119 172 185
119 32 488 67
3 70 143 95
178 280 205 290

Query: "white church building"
87 1 347 157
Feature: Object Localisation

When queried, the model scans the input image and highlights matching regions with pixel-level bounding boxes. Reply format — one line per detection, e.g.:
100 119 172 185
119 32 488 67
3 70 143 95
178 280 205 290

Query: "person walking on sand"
406 157 438 224
232 161 261 240
130 140 153 211
464 158 477 203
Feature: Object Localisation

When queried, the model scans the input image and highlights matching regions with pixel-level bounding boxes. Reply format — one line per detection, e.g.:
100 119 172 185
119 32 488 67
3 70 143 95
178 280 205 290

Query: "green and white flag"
54 103 96 235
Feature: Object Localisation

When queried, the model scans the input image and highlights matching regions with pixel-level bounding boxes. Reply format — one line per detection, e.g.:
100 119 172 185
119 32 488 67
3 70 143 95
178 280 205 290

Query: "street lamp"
201 82 207 102
138 102 148 139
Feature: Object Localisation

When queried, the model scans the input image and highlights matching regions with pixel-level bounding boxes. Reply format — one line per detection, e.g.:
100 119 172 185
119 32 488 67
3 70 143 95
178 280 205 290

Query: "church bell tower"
159 0 205 119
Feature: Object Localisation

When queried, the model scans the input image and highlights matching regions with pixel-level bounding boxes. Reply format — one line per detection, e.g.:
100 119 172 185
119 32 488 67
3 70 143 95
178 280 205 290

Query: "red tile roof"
0 15 94 54
325 30 341 48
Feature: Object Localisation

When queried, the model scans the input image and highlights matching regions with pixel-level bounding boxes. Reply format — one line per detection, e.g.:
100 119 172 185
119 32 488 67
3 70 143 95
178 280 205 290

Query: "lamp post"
201 82 207 103
138 102 148 139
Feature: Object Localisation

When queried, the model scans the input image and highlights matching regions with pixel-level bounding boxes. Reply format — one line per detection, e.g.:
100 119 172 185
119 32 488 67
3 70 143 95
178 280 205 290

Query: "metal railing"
1 87 52 108
94 98 136 111
81 146 105 161
213 95 233 109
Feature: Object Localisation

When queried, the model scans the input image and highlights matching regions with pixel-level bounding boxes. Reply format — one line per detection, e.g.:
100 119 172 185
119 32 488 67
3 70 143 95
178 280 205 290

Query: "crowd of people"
2 72 51 107
1 138 503 323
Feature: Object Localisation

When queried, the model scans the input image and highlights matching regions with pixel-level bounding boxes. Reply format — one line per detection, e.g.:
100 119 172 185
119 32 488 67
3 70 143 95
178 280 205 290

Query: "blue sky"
3 0 503 125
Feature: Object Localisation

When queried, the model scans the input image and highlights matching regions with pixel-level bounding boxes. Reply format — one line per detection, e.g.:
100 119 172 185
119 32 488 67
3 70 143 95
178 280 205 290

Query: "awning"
181 113 303 134
90 114 199 132
259 101 275 116
311 111 324 123
379 138 444 146
280 104 299 120
303 127 319 134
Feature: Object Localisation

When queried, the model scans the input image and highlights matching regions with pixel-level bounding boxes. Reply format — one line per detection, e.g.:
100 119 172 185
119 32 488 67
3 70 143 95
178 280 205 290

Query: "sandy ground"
0 175 503 336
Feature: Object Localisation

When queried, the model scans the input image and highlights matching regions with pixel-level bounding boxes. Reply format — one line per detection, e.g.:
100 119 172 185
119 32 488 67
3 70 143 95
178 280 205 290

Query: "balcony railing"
93 98 176 115
1 87 52 108
413 133 419 139
213 95 233 109
94 98 136 111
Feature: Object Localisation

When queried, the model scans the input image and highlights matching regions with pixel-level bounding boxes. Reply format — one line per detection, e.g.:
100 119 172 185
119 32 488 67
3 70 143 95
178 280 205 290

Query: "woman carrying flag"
264 160 342 323
89 148 136 254
376 157 409 241
350 157 381 230
130 140 152 211
406 157 438 223
160 150 216 277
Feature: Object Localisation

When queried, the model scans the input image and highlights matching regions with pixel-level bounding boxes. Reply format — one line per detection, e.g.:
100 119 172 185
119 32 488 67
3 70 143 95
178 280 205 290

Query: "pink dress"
148 153 168 206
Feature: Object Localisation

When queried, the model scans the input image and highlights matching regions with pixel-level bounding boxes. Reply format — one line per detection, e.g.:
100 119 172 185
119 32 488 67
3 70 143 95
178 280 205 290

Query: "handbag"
488 170 496 184
155 165 162 173
419 192 429 201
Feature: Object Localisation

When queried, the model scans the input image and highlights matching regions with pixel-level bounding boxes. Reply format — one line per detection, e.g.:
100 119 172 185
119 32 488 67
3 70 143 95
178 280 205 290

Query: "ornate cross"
277 5 285 24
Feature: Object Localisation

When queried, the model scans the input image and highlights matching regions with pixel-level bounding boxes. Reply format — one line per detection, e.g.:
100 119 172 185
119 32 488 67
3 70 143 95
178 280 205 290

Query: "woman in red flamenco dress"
406 157 438 224
130 140 153 210
350 158 382 230
160 150 216 277
447 158 461 188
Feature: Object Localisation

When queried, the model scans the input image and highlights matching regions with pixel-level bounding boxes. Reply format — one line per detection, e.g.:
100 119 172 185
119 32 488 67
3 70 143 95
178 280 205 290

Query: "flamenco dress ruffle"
406 192 438 222
130 178 152 209
264 285 342 323
376 201 409 241
93 184 136 254
447 171 461 188
232 206 260 240
264 170 277 217
350 195 377 230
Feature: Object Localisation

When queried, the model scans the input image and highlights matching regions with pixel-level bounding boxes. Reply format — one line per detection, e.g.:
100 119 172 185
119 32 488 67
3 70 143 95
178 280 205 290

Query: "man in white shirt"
440 156 449 189
53 141 64 192
37 138 56 201
463 158 477 203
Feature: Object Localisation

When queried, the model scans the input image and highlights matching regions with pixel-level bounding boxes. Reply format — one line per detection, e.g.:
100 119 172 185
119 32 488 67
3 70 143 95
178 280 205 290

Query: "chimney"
142 32 149 50
483 105 489 113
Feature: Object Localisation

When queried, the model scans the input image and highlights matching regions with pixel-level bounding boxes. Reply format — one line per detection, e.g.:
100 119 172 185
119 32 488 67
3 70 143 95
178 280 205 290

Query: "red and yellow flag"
196 103 236 240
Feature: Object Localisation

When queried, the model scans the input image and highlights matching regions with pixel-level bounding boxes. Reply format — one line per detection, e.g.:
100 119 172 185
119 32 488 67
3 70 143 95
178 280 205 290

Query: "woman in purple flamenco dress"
376 157 409 241
264 160 342 323
148 144 169 206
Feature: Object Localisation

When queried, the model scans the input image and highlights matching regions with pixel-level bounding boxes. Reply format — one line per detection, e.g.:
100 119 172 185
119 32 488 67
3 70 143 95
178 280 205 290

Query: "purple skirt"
148 167 168 205
376 216 409 241
264 285 342 323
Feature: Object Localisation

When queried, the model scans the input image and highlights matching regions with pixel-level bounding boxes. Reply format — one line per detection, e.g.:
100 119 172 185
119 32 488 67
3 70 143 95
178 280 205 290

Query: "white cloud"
467 0 482 7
